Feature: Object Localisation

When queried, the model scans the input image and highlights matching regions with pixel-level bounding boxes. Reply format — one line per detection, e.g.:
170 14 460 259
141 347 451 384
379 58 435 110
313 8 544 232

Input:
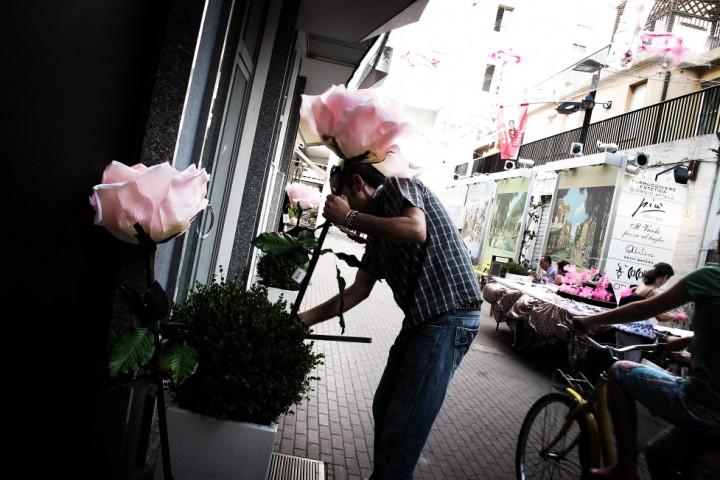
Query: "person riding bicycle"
572 229 720 480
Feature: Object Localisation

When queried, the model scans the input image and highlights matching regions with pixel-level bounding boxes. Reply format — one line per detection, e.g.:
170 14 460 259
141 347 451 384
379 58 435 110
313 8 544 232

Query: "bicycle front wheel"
516 392 590 479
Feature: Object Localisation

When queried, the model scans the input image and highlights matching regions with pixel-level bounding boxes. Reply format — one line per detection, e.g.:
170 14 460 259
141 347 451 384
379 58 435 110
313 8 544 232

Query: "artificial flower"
558 265 614 302
90 161 210 244
90 160 207 479
286 182 322 210
300 84 420 177
618 285 635 298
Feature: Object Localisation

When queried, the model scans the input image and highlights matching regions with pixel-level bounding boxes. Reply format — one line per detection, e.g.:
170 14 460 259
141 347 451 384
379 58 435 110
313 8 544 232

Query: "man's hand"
323 193 351 226
297 311 314 326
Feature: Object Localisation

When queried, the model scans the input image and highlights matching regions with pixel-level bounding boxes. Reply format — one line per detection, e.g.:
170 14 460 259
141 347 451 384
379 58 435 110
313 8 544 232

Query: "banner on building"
496 104 528 160
606 176 688 294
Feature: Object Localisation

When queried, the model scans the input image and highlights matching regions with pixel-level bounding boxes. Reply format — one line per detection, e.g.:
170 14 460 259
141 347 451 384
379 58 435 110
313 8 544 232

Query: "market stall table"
482 277 615 373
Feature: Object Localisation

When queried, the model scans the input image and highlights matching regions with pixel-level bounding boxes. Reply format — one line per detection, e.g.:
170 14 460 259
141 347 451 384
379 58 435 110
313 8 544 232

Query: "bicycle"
515 326 720 479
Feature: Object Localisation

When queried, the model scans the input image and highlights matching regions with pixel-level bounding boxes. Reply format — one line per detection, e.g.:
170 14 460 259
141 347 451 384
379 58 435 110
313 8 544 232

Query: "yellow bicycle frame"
563 374 616 469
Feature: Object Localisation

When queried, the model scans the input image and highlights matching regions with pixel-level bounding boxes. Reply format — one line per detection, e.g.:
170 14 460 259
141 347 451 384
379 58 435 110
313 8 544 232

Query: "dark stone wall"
5 0 205 477
4 1 180 477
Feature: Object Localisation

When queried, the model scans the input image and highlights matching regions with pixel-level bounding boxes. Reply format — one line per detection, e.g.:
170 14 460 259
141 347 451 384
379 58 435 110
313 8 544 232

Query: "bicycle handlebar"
556 323 665 359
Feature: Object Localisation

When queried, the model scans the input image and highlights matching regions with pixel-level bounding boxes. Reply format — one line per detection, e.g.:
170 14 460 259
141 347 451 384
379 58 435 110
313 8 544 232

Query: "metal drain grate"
267 453 325 480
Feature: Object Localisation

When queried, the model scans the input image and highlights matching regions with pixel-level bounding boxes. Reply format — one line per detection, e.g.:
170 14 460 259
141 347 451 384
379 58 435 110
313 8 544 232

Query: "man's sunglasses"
329 165 345 195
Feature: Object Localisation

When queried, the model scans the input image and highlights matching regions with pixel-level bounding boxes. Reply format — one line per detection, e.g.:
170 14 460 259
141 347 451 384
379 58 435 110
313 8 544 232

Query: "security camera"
570 143 584 157
627 152 650 170
517 158 535 168
597 140 618 153
452 173 470 180
504 160 516 170
635 152 650 167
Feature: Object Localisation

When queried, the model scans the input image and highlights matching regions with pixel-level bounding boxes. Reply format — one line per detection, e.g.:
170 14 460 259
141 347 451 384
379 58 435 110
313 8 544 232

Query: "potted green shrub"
500 260 531 278
256 251 307 291
156 273 324 480
254 238 309 311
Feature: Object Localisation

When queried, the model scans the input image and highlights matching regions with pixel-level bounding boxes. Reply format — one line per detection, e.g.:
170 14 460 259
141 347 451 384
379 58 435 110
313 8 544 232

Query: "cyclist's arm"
646 288 676 323
573 281 691 333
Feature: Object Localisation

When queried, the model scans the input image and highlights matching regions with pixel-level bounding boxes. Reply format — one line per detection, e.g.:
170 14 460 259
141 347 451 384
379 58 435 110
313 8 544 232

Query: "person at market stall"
530 255 558 284
298 162 483 480
572 229 720 480
613 262 675 362
553 259 570 286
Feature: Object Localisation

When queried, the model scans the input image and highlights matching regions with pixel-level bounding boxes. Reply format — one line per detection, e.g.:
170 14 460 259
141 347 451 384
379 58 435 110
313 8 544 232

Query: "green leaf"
336 266 346 334
323 250 364 269
158 339 199 385
145 281 169 322
337 225 369 244
108 328 155 377
252 232 306 255
295 229 320 249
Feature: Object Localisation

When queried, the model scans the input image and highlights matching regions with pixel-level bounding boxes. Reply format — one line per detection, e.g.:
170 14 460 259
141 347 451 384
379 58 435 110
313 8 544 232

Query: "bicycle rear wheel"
516 392 590 479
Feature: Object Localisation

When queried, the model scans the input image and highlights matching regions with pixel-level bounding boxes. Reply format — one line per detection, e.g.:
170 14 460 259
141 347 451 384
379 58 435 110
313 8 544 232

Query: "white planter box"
266 287 298 312
155 404 278 480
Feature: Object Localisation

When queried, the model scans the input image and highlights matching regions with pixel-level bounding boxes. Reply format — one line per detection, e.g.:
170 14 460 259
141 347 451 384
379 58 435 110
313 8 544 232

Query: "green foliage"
170 275 325 425
108 281 199 387
256 252 307 291
252 225 365 329
252 229 317 264
500 261 530 278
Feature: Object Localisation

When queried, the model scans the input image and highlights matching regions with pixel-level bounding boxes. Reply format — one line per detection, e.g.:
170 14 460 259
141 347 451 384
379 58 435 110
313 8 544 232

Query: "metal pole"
291 164 348 318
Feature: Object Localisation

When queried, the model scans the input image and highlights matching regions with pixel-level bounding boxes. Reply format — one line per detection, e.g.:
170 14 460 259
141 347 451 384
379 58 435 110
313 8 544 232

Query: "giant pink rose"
300 84 419 177
285 182 322 209
90 161 210 244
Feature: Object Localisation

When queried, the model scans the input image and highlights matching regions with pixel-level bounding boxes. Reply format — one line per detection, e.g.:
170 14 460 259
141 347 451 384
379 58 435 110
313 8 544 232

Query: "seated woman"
552 260 570 286
614 262 675 362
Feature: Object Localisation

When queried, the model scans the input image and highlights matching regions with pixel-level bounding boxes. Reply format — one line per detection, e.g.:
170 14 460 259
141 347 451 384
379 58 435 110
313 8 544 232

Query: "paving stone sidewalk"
273 229 562 480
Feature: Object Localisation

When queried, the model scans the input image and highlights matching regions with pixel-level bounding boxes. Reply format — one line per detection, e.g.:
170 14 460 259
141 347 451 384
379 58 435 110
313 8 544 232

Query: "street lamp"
554 53 610 148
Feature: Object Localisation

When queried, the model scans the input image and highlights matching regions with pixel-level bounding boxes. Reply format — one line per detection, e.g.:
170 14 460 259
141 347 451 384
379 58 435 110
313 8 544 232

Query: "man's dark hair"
332 163 386 189
542 255 552 264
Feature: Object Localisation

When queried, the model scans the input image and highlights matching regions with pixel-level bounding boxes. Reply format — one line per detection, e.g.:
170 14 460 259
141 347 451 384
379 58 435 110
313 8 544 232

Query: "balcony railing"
508 85 720 168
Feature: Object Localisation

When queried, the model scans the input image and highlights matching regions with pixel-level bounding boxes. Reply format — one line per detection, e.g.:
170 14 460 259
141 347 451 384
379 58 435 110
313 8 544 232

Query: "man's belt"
456 300 483 310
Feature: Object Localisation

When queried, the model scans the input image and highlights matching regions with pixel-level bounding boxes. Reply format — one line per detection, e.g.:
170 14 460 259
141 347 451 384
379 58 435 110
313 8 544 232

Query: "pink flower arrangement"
618 285 635 299
558 265 614 302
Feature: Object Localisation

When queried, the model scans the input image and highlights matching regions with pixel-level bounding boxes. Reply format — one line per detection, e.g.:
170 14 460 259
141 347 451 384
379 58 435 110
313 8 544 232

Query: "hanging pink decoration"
489 50 522 64
607 0 654 69
638 32 688 70
496 104 529 160
487 50 523 112
400 50 440 69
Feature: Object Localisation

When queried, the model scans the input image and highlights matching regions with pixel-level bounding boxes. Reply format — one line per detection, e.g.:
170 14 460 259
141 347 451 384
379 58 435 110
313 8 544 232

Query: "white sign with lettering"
606 176 687 295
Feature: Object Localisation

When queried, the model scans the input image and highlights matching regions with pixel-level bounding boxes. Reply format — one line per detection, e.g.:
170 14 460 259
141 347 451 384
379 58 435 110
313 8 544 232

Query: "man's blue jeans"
370 309 481 480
